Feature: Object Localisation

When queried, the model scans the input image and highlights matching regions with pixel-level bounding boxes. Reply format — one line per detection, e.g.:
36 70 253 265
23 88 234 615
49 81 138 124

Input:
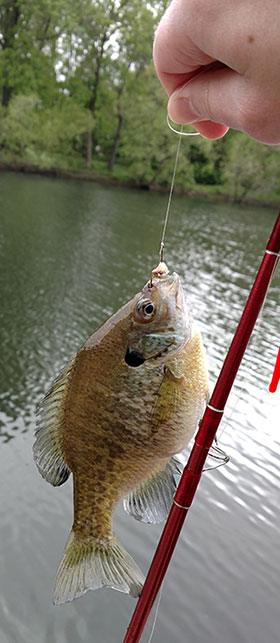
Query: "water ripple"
0 173 279 643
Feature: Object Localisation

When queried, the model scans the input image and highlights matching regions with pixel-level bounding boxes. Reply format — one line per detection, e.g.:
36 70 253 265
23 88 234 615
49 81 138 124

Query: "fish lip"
146 271 179 290
125 349 146 367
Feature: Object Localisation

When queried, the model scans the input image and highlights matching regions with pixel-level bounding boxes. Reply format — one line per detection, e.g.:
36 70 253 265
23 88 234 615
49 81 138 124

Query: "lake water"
0 171 279 643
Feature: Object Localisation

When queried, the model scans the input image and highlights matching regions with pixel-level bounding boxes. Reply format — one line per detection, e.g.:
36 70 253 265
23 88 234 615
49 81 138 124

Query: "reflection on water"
0 171 279 643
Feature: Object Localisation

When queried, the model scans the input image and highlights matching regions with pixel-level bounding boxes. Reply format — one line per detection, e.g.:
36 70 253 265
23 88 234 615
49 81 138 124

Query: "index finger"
153 3 215 95
153 30 215 96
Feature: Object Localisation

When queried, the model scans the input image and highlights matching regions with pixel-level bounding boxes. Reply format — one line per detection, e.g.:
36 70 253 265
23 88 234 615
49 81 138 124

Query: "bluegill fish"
33 262 209 604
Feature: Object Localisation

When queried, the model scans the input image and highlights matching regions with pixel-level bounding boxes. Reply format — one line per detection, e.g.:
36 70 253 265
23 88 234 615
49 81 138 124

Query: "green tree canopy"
0 0 279 204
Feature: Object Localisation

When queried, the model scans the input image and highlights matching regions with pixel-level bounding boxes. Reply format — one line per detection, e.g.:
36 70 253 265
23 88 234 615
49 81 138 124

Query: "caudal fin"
53 530 145 605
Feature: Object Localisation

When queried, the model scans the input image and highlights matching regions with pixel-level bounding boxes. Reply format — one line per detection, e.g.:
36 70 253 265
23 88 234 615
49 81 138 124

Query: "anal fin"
123 456 183 524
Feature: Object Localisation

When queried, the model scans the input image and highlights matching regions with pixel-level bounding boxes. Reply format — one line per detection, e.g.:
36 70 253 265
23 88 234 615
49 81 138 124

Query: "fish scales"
33 262 209 604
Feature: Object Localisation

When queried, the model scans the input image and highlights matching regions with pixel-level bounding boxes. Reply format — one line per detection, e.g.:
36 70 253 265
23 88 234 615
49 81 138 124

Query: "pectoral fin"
123 457 183 524
33 359 75 486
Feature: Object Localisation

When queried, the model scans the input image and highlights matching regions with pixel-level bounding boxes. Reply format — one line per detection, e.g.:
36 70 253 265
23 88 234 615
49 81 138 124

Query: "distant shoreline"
0 161 277 209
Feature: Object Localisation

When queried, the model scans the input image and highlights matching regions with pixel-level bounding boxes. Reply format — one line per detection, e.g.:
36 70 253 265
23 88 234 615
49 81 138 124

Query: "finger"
190 121 229 140
167 66 276 143
153 8 214 95
153 0 246 96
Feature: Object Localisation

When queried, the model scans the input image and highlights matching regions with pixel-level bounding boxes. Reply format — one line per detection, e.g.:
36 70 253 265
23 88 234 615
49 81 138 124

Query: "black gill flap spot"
125 349 146 367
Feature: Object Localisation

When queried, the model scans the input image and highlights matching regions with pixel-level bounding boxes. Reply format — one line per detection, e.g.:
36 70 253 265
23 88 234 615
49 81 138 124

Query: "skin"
153 0 280 143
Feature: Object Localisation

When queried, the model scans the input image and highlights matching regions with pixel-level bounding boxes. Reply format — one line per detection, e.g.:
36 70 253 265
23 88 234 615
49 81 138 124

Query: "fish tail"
53 529 145 605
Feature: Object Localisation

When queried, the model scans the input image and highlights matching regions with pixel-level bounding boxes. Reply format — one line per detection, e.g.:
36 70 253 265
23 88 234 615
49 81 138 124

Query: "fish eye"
135 299 156 322
143 303 154 315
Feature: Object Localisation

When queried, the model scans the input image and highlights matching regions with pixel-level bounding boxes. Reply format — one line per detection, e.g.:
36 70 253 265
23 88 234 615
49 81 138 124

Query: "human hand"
153 0 280 143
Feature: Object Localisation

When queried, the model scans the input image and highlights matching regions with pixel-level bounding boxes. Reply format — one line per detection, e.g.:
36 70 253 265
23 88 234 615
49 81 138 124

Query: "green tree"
0 0 20 105
61 0 161 167
60 0 130 166
0 0 278 203
0 0 75 106
113 65 194 187
107 3 157 171
222 132 280 202
0 93 93 168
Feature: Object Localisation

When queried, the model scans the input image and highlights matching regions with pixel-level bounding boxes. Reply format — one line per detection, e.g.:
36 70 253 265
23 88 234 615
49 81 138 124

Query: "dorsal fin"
33 358 75 486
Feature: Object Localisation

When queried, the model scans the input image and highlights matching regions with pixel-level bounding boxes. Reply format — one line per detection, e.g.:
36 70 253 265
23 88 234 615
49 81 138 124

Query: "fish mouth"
125 349 146 367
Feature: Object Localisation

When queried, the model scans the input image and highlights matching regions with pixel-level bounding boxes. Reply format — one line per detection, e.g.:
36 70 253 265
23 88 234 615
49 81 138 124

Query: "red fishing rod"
123 212 280 643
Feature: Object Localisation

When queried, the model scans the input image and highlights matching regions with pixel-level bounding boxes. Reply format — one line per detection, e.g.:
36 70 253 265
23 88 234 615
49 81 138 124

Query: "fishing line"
145 581 164 643
198 254 279 472
159 124 183 261
159 117 279 463
159 119 201 262
216 254 279 444
144 119 201 637
167 115 200 137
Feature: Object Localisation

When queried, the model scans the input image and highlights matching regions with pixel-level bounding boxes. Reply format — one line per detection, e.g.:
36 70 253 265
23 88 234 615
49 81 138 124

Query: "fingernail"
168 96 201 124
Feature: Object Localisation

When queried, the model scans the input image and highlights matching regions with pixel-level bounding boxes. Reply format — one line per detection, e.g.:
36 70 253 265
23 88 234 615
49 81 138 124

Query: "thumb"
168 66 251 140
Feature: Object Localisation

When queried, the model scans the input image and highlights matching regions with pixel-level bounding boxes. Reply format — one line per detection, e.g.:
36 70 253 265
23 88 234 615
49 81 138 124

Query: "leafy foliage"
0 0 279 202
